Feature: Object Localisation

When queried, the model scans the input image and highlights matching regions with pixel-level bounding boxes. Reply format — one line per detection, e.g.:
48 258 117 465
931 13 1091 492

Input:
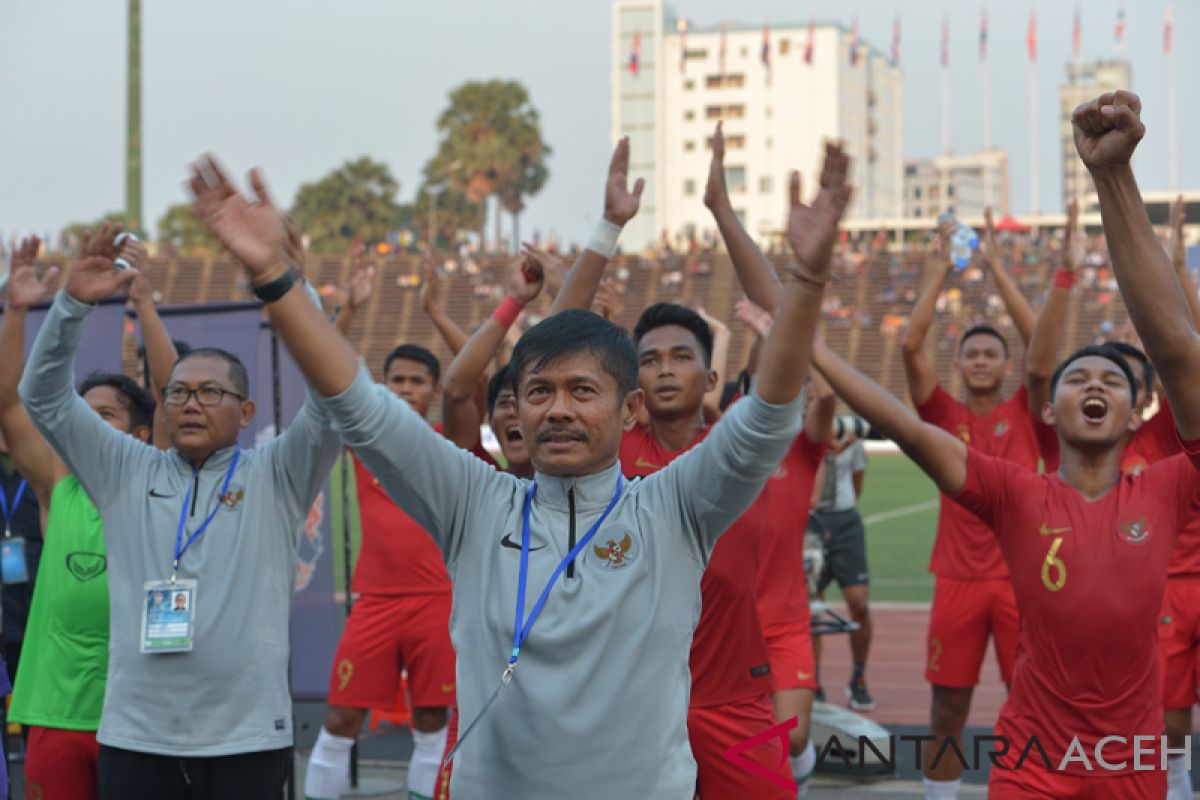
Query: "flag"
940 16 949 67
1027 9 1037 63
761 23 770 69
629 32 640 76
892 14 901 65
979 9 988 61
678 17 688 74
1115 2 1127 48
1072 4 1081 61
1165 4 1174 54
804 22 815 65
849 16 859 66
719 24 728 75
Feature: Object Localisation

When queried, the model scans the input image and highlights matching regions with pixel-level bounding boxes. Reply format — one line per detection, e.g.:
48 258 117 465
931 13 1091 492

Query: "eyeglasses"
162 384 245 407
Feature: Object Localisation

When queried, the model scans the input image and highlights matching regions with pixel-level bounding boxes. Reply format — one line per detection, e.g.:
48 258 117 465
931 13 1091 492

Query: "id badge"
1 537 28 584
141 579 197 653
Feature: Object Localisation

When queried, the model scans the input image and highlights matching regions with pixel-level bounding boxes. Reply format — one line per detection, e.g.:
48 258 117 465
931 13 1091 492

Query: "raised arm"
127 242 179 449
0 238 67 504
1073 91 1200 439
813 340 966 495
900 229 954 407
1168 195 1200 331
1026 200 1083 413
704 122 784 312
419 259 469 355
980 207 1034 347
695 306 730 423
441 254 543 450
548 137 643 314
805 369 837 443
334 243 376 338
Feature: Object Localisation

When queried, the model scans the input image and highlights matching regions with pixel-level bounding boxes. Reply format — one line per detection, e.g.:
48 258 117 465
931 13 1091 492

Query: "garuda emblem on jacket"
594 533 634 568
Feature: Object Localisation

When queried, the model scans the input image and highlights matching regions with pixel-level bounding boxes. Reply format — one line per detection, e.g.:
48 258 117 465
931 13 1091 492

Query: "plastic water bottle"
938 212 978 271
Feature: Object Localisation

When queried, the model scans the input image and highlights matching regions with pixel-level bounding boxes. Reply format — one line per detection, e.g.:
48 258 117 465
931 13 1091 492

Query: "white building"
903 150 1010 220
611 1 903 250
1060 60 1132 210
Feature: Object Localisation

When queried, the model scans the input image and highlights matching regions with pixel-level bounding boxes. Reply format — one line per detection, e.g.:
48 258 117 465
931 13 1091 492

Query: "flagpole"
941 65 950 156
1029 61 1038 217
1168 15 1179 191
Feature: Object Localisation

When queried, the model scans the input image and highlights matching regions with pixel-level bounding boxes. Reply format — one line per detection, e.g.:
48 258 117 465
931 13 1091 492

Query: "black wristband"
252 268 297 304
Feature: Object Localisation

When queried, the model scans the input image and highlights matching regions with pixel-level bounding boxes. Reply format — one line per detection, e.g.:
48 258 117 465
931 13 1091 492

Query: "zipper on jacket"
190 472 200 517
567 487 577 578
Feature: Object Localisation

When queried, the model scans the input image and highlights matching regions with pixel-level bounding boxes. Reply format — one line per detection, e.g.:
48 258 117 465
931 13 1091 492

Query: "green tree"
61 211 136 250
157 202 221 254
289 157 408 254
412 163 483 250
426 80 551 250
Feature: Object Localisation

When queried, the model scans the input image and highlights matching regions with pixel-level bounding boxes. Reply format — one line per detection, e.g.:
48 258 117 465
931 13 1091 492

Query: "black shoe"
814 686 825 703
847 681 875 711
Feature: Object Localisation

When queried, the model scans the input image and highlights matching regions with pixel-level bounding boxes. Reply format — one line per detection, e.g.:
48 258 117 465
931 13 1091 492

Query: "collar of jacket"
532 460 623 510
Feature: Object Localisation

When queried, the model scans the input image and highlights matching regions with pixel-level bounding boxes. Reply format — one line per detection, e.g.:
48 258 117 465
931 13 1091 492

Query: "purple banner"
0 297 128 384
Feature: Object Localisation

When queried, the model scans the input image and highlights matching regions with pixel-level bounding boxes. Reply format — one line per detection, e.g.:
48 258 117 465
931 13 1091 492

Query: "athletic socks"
304 727 355 800
408 725 448 800
1167 754 1193 800
790 741 816 799
922 777 960 799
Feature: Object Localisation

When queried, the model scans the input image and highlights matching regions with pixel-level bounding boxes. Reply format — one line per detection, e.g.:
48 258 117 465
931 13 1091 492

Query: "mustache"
536 427 589 444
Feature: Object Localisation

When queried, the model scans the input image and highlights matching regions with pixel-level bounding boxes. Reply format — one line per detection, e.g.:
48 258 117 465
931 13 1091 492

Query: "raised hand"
6 237 56 311
283 214 306 274
785 141 853 283
603 137 645 226
64 223 138 305
703 121 729 211
419 258 440 313
1063 199 1085 273
519 242 565 291
346 243 376 309
980 207 998 271
511 247 547 305
592 277 625 322
188 154 287 282
734 297 774 338
1072 90 1145 173
123 238 155 304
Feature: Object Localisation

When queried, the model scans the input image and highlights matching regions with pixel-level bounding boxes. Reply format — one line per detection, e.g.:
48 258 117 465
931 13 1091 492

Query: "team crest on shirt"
956 424 970 444
1123 458 1149 477
1117 517 1151 545
772 462 789 480
221 486 245 510
993 419 1009 437
593 532 636 569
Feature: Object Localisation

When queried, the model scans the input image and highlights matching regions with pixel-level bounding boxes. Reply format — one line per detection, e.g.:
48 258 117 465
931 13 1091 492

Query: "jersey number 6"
1041 537 1067 592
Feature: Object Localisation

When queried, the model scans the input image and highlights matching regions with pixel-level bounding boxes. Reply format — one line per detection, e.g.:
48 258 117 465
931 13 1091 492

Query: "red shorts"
989 760 1166 799
926 576 1019 688
688 696 793 800
1159 576 1200 710
432 706 457 800
762 620 817 692
328 592 457 709
26 725 100 800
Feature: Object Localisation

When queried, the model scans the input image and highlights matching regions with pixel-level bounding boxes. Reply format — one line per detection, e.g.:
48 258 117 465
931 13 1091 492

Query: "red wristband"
492 295 525 328
1053 269 1077 290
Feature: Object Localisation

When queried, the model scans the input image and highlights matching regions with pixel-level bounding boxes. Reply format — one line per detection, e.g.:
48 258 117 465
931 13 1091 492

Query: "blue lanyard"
0 479 26 537
509 474 624 672
173 449 241 582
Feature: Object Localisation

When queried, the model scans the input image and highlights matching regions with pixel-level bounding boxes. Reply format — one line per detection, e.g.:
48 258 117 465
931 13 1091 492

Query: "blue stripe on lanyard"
0 479 27 533
173 449 241 577
510 474 624 666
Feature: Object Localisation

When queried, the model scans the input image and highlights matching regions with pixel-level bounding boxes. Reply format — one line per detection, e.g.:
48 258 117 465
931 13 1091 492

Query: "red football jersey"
917 385 1042 579
755 432 826 628
951 447 1200 775
620 425 773 707
351 424 498 595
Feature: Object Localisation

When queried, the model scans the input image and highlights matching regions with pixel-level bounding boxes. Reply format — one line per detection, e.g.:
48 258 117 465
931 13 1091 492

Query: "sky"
0 0 1194 245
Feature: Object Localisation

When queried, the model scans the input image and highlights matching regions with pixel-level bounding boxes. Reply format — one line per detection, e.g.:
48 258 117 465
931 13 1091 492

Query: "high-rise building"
1059 59 1131 210
611 1 903 250
903 150 1010 220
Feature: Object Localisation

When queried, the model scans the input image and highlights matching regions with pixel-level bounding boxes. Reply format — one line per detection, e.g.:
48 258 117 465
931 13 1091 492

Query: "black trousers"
98 744 291 800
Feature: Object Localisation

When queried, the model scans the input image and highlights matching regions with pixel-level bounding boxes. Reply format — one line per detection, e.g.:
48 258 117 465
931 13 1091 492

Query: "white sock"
922 777 960 800
408 725 448 800
305 727 355 800
1167 754 1193 800
790 741 816 799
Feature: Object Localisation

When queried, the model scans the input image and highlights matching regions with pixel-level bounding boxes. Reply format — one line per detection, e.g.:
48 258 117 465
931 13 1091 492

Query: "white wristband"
586 220 622 259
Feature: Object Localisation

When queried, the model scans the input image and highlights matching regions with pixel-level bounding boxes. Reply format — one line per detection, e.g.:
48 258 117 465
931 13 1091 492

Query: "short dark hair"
508 309 638 399
138 339 192 362
172 348 250 397
719 379 742 413
1049 343 1138 409
383 344 440 384
632 303 714 366
487 364 513 416
1107 341 1155 391
959 325 1009 358
78 371 156 431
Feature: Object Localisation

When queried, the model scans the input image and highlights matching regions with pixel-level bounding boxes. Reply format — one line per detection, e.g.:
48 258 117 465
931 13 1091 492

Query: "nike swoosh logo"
500 533 545 551
149 489 174 499
1038 524 1072 536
